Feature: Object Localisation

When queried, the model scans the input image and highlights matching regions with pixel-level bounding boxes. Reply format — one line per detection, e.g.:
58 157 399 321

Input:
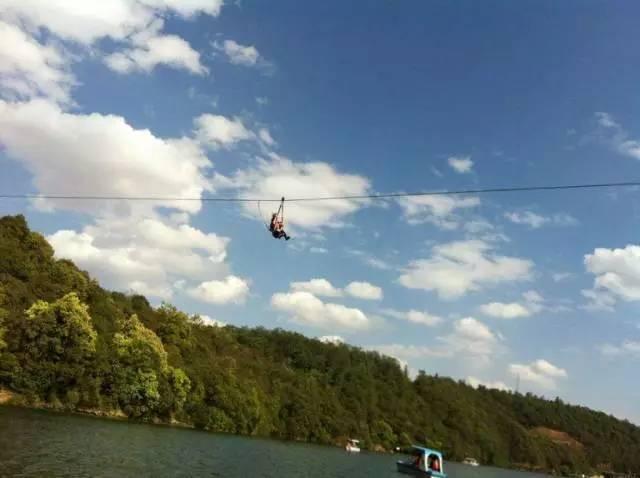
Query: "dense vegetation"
0 214 638 475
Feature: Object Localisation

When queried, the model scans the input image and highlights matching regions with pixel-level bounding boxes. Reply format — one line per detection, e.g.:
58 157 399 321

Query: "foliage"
1 215 639 475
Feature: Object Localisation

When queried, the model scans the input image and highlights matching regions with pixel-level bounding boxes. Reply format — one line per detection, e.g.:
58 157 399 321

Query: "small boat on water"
462 457 479 467
396 446 447 477
345 439 361 453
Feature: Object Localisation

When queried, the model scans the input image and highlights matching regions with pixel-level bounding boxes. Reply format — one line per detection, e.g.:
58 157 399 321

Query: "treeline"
0 214 639 475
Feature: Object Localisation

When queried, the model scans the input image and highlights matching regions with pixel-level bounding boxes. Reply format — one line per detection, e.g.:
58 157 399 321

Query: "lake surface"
0 407 549 478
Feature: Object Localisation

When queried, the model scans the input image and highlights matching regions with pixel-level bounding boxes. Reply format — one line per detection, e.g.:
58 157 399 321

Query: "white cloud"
215 39 260 66
505 211 578 229
553 272 573 282
398 195 480 228
0 1 223 42
438 317 498 362
291 278 342 298
584 244 640 309
382 309 443 327
194 114 254 149
595 112 640 161
344 281 383 300
188 276 250 305
258 128 276 146
448 156 473 173
509 359 567 390
480 290 545 319
318 335 344 345
105 27 207 75
399 240 533 299
480 302 531 319
599 341 640 358
289 279 382 300
271 291 370 331
0 99 210 215
466 376 511 392
213 155 371 229
0 0 220 77
49 216 229 299
199 315 227 327
373 317 500 367
0 21 74 104
504 211 547 229
522 290 543 303
256 96 269 106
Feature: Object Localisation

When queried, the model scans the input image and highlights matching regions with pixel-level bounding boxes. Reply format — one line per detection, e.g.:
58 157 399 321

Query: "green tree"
111 314 168 418
15 293 97 399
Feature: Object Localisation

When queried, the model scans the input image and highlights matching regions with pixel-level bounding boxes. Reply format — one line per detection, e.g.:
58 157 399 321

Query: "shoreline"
1 396 558 476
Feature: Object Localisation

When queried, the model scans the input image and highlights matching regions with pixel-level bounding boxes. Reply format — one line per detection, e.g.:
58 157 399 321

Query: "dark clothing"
272 230 290 240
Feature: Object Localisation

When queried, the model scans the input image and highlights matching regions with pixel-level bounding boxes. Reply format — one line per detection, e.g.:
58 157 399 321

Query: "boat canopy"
410 446 445 473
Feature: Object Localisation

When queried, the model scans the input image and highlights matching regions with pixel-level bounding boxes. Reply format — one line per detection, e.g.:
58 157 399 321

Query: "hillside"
0 214 639 475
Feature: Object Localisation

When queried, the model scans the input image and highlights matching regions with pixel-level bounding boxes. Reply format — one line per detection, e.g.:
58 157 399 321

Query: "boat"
462 457 479 467
345 439 361 453
396 446 447 477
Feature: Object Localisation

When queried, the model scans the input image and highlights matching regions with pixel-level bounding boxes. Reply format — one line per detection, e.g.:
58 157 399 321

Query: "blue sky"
1 0 640 423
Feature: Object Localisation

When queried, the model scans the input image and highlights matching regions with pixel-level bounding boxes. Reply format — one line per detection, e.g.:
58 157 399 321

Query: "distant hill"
1 214 639 476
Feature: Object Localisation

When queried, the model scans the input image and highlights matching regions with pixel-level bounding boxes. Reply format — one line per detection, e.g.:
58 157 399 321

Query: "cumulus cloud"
505 211 578 229
583 244 640 309
448 156 473 173
397 195 480 228
271 291 370 331
595 112 640 161
194 114 254 149
215 39 261 66
479 290 544 319
509 359 567 390
437 317 499 365
399 240 533 299
382 309 443 327
0 100 238 301
318 335 345 345
344 281 383 300
1 0 219 79
466 376 511 392
0 99 210 215
49 216 230 299
188 276 250 305
291 278 342 298
0 21 75 104
289 278 382 300
480 302 531 319
199 315 227 327
105 25 207 75
213 155 371 229
372 318 500 367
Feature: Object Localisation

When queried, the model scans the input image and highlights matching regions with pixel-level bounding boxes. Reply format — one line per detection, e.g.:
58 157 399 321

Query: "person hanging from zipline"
268 197 290 240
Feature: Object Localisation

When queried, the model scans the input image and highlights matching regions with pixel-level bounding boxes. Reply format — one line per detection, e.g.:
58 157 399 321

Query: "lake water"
0 407 550 477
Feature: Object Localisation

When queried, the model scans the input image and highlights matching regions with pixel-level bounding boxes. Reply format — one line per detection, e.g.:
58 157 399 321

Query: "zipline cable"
1 180 640 203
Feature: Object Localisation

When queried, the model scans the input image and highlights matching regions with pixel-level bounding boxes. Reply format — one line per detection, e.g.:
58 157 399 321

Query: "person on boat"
269 213 290 241
413 453 425 471
428 454 441 472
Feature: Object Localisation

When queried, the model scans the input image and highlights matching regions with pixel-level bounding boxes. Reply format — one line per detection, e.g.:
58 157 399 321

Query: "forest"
0 214 639 476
